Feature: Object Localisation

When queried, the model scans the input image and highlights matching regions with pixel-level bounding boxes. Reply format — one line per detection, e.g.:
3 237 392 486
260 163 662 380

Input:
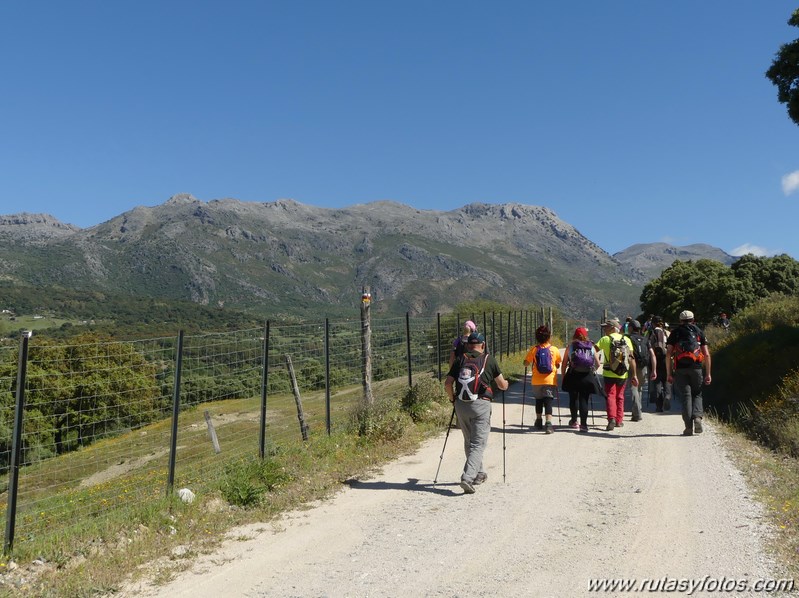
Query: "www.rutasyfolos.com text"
588 576 795 594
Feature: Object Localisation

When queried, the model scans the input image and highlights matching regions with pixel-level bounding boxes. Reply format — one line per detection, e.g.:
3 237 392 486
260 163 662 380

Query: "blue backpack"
535 345 553 374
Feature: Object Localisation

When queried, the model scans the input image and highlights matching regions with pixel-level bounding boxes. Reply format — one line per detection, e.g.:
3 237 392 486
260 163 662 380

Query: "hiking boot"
568 419 579 429
460 480 476 494
473 472 488 485
544 422 554 434
616 420 624 428
579 425 589 433
534 418 543 431
682 427 694 436
694 417 703 434
631 415 642 422
605 420 616 432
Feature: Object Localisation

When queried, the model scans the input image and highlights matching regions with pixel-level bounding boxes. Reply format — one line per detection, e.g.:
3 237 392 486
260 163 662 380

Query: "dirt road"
121 379 785 597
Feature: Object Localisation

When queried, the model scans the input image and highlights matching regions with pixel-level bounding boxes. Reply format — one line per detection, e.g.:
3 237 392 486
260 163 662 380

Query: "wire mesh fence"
0 307 608 552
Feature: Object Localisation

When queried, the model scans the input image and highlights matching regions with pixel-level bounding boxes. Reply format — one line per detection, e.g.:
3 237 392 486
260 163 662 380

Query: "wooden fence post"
285 354 309 441
360 287 374 406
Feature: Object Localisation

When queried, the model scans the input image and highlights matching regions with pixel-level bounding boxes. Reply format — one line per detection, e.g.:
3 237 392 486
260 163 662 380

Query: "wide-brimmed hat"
601 317 621 328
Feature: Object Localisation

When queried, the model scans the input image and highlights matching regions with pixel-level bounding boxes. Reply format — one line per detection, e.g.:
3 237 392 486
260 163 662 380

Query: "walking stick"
556 388 562 426
502 389 506 483
434 405 456 483
521 366 528 427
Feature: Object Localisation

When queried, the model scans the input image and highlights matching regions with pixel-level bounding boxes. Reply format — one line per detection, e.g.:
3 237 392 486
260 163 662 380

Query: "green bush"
219 457 293 507
352 396 409 441
705 294 799 457
402 376 450 424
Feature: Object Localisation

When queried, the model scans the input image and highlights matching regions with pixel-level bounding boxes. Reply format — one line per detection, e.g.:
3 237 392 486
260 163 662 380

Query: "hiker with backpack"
595 317 638 431
444 331 508 494
448 320 477 367
648 316 672 412
522 325 562 434
666 310 712 436
624 319 656 422
560 326 601 433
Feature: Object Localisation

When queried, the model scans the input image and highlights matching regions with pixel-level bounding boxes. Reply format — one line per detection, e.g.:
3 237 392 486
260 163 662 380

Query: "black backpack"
674 324 704 367
627 333 647 368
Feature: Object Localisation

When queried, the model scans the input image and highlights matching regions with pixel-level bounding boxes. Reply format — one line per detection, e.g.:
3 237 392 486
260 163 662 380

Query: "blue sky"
2 1 798 259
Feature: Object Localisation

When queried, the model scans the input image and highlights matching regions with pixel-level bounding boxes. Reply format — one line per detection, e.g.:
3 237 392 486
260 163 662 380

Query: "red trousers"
604 378 627 423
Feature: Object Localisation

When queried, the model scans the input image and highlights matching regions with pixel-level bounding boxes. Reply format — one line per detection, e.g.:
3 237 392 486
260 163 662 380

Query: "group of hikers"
443 312 712 494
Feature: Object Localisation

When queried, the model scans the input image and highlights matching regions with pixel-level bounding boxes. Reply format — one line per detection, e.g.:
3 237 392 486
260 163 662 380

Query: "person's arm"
561 348 570 374
445 376 455 402
494 373 509 391
522 347 534 368
648 348 657 380
666 345 674 382
627 338 638 386
702 346 712 384
448 350 456 368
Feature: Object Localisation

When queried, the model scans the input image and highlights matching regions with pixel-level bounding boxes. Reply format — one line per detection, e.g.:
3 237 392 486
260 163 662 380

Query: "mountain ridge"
0 196 733 319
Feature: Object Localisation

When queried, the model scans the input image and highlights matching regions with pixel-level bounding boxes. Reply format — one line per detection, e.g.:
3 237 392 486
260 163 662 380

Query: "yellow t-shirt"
524 343 562 385
596 333 634 380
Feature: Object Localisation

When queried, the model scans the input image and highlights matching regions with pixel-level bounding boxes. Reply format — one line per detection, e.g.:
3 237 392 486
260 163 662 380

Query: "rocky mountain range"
0 195 735 319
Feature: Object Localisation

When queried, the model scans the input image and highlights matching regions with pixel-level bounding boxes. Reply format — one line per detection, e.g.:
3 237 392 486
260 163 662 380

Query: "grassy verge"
715 421 799 579
0 366 502 597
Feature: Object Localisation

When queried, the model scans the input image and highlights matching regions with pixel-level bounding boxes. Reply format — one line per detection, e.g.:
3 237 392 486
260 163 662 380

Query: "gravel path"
121 379 785 597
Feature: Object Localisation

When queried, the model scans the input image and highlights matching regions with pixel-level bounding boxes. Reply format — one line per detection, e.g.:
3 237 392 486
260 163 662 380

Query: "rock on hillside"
0 213 80 245
613 242 736 279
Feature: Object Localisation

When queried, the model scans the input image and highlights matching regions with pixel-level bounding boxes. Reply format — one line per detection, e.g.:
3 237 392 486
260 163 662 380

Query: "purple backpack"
570 340 594 371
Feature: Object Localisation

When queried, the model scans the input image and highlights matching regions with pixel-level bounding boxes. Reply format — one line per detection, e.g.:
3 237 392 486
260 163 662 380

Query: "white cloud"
782 170 799 195
730 243 776 257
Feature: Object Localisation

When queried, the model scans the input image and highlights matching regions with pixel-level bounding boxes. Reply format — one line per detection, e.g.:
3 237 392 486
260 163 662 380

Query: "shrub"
219 457 292 507
352 396 409 442
401 376 449 424
705 294 799 457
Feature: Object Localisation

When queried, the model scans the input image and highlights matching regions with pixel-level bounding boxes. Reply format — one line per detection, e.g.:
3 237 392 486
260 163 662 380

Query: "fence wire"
0 309 595 551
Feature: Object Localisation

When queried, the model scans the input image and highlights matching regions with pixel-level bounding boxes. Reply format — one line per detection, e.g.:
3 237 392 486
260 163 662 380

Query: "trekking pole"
502 389 507 483
434 405 456 483
521 366 528 427
556 389 562 426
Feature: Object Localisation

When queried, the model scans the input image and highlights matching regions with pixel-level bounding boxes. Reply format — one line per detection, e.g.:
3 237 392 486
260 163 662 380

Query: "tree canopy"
766 9 799 126
640 254 799 325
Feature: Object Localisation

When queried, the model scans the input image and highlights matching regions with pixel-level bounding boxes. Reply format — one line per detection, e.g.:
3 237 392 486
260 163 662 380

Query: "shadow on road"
344 477 461 496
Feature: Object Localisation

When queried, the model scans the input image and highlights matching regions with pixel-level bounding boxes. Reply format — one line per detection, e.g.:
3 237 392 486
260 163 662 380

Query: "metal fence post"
4 333 30 555
259 320 270 459
406 312 412 387
324 318 331 435
506 311 511 356
166 330 184 496
436 313 442 381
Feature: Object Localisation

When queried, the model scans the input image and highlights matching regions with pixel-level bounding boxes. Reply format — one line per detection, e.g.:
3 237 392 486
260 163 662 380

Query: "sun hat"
601 317 621 328
463 320 477 331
